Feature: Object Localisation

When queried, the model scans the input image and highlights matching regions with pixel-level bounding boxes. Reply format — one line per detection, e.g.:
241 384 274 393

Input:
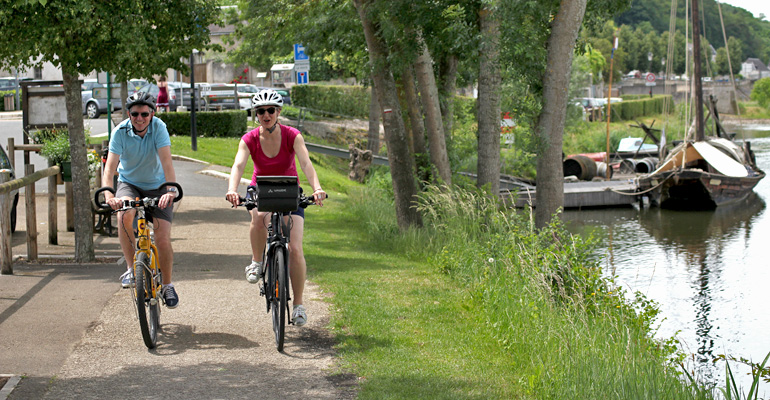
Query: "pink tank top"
241 124 299 186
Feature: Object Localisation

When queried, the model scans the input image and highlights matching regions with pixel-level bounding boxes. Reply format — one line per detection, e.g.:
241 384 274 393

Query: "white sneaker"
292 305 307 326
245 260 262 284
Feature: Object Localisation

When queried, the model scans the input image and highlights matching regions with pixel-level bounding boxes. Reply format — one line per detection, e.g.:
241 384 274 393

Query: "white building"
740 58 770 81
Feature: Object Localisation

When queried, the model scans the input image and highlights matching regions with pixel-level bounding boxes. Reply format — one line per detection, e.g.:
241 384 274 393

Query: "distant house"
740 58 770 81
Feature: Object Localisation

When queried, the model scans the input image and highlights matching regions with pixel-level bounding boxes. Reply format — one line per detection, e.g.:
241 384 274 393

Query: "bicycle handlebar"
94 182 184 211
230 191 326 211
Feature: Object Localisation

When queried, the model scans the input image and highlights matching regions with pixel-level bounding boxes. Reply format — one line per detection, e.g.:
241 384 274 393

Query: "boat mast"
691 0 705 141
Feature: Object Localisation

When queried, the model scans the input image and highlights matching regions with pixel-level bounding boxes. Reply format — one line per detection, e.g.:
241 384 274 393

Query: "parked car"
237 85 292 112
0 145 19 233
136 81 190 112
236 84 260 113
196 83 240 110
0 76 31 92
82 84 122 119
81 79 103 93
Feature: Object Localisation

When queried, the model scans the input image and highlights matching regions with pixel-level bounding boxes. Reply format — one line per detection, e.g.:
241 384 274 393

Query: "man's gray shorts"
115 181 174 223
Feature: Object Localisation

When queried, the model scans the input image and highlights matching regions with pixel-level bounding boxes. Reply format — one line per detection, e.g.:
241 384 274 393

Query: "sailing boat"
635 0 765 209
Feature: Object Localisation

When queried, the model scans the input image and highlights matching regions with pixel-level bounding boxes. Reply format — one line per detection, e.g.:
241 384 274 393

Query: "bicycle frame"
262 211 292 310
233 182 319 351
94 182 183 349
134 209 160 302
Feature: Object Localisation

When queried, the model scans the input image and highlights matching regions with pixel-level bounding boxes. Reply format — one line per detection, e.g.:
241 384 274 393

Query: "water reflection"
639 194 765 374
563 128 770 389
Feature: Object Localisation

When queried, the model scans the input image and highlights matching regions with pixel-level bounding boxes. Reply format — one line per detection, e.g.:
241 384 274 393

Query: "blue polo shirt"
109 117 171 190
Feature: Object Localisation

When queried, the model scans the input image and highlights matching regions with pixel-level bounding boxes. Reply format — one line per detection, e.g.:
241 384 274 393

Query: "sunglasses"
130 111 151 118
256 107 277 115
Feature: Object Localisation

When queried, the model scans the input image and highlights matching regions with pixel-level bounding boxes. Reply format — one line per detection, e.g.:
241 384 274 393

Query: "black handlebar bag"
254 175 299 213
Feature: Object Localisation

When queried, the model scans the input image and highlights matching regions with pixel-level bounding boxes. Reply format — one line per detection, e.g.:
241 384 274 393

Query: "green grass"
163 135 731 399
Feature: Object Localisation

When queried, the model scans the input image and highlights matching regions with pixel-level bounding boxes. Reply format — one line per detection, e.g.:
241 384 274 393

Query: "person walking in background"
225 89 327 327
156 76 169 113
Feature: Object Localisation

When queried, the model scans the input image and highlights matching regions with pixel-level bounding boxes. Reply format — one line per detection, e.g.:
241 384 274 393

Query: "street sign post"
645 72 656 86
294 44 310 85
296 71 308 85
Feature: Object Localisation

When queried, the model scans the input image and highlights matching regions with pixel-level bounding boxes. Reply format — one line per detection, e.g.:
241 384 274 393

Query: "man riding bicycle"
225 89 327 326
102 91 181 308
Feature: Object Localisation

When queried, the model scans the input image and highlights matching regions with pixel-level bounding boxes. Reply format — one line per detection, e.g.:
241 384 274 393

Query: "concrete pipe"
563 155 597 181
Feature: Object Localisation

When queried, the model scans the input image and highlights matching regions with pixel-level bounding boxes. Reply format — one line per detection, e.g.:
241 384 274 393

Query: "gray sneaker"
292 305 307 326
245 260 262 283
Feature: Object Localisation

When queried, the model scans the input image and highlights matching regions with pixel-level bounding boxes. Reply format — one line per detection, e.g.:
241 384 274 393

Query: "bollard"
25 164 38 261
1 171 12 274
48 160 58 245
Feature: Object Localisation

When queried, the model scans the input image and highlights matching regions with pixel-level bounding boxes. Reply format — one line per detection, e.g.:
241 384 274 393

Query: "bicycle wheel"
271 248 287 351
134 252 158 349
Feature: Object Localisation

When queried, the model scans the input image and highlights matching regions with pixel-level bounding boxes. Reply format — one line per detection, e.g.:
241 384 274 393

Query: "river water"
563 123 770 393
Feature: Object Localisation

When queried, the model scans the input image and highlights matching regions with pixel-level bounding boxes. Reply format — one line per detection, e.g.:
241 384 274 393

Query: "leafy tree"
229 0 367 80
751 77 770 108
0 0 220 262
715 47 730 75
355 0 424 230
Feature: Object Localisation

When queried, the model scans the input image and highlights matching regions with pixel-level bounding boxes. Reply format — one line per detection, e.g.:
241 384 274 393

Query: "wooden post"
1 171 12 275
24 164 38 261
7 137 15 170
65 181 74 232
48 160 58 245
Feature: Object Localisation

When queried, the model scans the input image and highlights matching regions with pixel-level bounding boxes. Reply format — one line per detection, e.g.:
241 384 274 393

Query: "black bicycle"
231 176 318 351
94 182 183 349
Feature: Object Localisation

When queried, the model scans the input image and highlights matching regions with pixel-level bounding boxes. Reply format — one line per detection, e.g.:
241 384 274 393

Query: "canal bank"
563 123 770 393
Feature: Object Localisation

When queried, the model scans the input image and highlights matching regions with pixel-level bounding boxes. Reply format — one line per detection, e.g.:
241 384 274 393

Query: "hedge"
156 110 248 138
291 84 371 119
604 95 673 121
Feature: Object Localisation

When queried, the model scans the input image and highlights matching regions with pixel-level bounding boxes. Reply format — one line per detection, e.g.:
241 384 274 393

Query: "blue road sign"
296 71 308 85
294 44 308 61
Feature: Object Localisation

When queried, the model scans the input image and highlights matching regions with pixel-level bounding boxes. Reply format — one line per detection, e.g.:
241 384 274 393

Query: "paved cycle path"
0 159 355 399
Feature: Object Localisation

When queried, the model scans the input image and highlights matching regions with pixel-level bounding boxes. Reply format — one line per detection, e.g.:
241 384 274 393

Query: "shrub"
291 84 371 119
604 95 673 121
751 77 770 108
156 110 248 138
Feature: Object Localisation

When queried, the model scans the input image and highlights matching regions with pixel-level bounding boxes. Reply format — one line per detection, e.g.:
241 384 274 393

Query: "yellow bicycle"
95 182 183 349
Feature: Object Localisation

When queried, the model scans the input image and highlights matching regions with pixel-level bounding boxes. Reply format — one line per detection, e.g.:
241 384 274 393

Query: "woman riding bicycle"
225 89 327 327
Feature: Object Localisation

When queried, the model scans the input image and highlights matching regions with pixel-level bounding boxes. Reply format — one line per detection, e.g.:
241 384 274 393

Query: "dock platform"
502 179 638 208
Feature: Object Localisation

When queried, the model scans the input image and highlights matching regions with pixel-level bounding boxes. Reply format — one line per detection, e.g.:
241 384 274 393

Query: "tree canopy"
0 0 222 81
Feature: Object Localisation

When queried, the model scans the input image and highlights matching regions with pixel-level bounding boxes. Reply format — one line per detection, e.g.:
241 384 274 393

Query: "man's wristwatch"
167 187 177 194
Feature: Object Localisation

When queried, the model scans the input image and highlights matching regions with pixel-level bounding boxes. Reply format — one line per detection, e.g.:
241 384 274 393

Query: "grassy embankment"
166 133 723 399
563 100 770 156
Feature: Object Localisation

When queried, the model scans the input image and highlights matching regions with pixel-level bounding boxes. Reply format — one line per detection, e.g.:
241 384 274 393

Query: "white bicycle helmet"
251 89 284 108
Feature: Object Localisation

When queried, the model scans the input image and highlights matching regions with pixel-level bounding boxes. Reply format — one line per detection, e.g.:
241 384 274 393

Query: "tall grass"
352 181 716 399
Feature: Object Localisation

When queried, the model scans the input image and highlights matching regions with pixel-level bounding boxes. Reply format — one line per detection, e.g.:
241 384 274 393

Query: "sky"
717 0 769 20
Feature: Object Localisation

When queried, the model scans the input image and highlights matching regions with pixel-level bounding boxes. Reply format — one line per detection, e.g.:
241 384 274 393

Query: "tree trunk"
354 0 422 230
403 65 426 156
414 36 452 186
367 82 381 153
439 54 458 140
534 0 588 230
62 68 95 262
477 6 501 196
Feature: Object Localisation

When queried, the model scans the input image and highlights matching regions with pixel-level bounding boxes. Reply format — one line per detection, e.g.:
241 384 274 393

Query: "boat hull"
637 169 765 209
